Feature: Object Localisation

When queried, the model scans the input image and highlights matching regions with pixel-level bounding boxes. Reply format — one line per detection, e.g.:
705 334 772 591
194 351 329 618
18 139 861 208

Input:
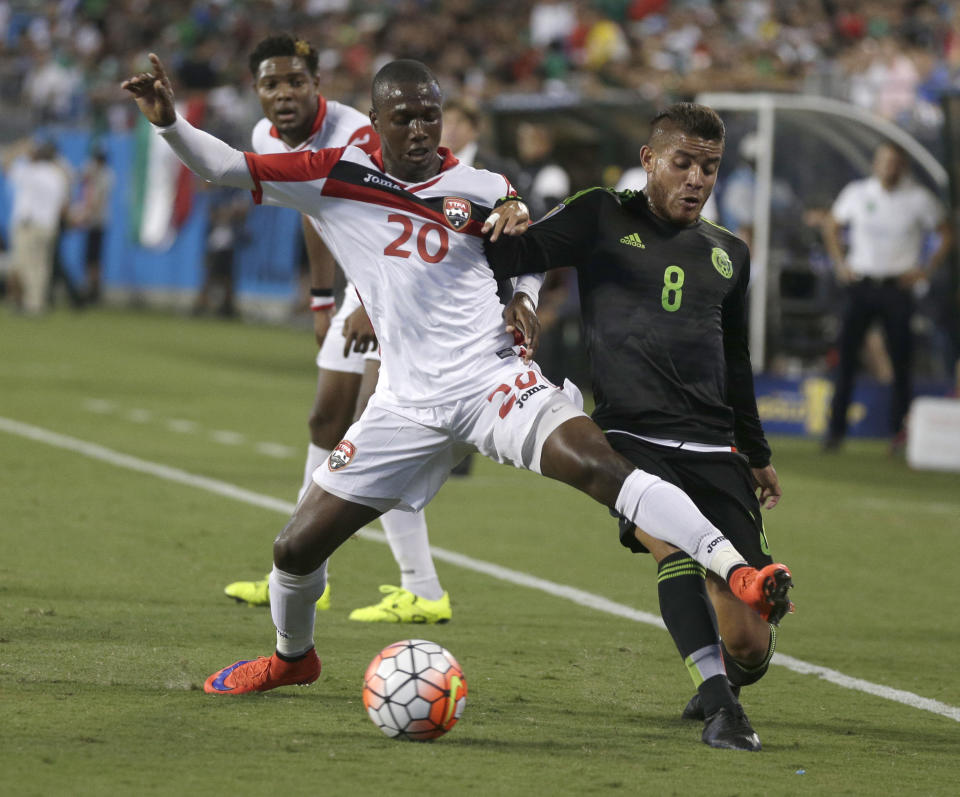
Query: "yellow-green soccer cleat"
224 575 331 611
348 585 451 624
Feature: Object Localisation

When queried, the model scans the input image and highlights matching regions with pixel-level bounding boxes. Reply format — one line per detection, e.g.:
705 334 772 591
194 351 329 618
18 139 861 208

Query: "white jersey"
832 175 945 277
244 145 522 406
251 97 376 156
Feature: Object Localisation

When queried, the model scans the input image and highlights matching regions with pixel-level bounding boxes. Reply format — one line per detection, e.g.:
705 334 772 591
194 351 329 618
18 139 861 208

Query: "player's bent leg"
205 485 382 696
222 365 362 605
539 418 746 578
707 573 779 664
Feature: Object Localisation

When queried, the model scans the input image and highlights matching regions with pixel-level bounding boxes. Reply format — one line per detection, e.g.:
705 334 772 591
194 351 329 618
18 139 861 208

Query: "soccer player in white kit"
123 55 792 696
223 35 518 623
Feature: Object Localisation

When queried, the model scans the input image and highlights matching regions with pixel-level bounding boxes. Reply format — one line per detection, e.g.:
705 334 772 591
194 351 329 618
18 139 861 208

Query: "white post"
750 98 775 372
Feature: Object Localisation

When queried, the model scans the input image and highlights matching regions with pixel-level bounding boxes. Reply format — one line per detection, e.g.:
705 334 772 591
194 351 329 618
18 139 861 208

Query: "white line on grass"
2 414 958 724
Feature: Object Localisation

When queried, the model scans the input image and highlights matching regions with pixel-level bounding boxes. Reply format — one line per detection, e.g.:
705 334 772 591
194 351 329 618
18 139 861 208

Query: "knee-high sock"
269 563 326 658
381 509 443 600
615 470 746 580
658 552 735 715
298 444 330 503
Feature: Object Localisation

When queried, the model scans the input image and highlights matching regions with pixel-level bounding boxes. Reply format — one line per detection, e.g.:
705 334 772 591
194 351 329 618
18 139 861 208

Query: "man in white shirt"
822 142 953 450
122 54 792 700
4 139 71 314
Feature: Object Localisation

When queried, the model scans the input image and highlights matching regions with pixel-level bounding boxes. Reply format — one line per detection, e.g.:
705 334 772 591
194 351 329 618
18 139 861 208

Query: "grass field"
2 307 958 796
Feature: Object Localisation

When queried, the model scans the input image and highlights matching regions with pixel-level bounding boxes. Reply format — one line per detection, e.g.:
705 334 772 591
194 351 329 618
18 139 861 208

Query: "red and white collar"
268 95 328 148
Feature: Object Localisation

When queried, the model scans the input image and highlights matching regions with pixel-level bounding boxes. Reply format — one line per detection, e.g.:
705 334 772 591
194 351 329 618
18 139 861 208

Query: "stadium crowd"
2 0 958 146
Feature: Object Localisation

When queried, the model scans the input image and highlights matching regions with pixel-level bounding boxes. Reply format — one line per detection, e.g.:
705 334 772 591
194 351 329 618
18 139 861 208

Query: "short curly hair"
248 34 318 77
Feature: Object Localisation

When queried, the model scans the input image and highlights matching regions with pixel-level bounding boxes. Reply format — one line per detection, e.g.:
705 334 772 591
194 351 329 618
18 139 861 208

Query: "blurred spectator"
514 121 571 219
822 142 954 451
1 1 958 137
441 97 519 180
2 138 71 314
69 149 114 303
192 187 248 318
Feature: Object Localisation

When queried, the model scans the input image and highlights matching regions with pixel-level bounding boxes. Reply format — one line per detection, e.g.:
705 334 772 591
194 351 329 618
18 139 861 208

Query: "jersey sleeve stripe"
243 152 263 204
244 147 346 205
320 178 487 236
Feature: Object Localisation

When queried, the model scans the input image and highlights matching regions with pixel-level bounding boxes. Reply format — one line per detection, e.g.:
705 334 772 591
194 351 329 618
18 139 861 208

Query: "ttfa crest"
328 440 356 471
443 197 472 231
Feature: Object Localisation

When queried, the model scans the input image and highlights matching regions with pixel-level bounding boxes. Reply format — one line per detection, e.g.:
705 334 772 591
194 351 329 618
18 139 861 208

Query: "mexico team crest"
328 440 356 471
443 197 472 231
711 247 733 279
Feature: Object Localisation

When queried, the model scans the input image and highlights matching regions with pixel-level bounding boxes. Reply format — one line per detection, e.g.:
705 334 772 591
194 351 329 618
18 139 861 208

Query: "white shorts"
314 358 586 512
316 285 381 374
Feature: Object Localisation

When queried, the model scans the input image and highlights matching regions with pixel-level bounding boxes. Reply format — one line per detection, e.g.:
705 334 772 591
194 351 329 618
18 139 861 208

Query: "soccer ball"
362 639 467 741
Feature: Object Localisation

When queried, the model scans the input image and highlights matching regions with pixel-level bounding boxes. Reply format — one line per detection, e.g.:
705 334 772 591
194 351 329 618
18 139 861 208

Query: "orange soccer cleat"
728 563 794 625
203 649 321 695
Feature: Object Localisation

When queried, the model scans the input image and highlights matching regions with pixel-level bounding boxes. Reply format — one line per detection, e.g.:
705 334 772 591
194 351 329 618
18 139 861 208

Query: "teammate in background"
485 104 793 751
222 35 455 623
821 142 953 452
123 60 791 746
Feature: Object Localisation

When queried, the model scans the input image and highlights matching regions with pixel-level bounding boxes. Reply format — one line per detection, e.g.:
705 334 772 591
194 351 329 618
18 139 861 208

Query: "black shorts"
607 431 774 567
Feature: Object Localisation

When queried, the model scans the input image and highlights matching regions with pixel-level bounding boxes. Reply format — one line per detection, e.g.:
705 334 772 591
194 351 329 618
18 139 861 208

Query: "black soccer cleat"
682 685 741 721
701 705 762 751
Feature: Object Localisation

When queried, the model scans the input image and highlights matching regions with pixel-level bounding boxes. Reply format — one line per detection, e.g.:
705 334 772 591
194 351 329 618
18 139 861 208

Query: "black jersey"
484 187 771 467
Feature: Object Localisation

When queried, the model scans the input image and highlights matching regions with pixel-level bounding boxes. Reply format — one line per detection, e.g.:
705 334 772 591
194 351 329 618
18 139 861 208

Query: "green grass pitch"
1 307 958 796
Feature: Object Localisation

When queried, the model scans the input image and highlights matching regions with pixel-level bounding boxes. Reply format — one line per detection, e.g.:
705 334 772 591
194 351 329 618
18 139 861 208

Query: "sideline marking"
2 415 958 723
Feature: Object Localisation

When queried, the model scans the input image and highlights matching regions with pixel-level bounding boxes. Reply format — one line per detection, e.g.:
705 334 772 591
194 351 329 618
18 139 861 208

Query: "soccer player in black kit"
485 103 793 752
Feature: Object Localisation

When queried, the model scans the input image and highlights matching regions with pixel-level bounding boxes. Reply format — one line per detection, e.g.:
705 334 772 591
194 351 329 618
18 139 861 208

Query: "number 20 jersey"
244 144 518 407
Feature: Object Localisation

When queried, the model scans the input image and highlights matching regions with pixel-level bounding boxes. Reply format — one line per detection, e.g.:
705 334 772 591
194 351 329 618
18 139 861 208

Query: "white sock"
615 470 747 580
380 509 444 601
269 563 326 658
298 444 330 503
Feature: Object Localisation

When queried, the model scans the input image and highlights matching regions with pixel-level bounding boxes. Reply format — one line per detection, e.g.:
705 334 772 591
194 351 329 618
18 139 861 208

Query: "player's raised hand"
752 464 782 510
482 200 530 242
503 292 540 363
121 53 176 127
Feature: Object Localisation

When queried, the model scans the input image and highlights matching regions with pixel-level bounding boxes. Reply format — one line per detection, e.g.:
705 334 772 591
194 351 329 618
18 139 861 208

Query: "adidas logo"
620 233 645 248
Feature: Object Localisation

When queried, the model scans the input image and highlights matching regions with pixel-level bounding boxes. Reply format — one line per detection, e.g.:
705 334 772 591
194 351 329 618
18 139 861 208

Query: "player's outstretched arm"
122 53 253 191
121 53 176 127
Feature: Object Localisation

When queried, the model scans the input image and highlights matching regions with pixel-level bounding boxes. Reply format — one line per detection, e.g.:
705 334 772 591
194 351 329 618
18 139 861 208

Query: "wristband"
310 291 335 312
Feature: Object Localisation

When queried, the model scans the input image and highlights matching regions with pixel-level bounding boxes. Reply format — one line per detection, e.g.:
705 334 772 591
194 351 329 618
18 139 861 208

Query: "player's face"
255 56 320 145
641 132 723 226
370 81 443 182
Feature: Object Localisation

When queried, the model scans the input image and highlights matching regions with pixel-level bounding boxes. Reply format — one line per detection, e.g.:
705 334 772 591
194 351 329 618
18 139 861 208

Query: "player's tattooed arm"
503 292 540 363
342 305 377 357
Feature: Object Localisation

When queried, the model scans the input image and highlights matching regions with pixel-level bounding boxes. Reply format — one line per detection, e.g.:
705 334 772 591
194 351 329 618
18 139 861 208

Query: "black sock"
657 552 717 657
657 553 737 713
275 647 311 663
